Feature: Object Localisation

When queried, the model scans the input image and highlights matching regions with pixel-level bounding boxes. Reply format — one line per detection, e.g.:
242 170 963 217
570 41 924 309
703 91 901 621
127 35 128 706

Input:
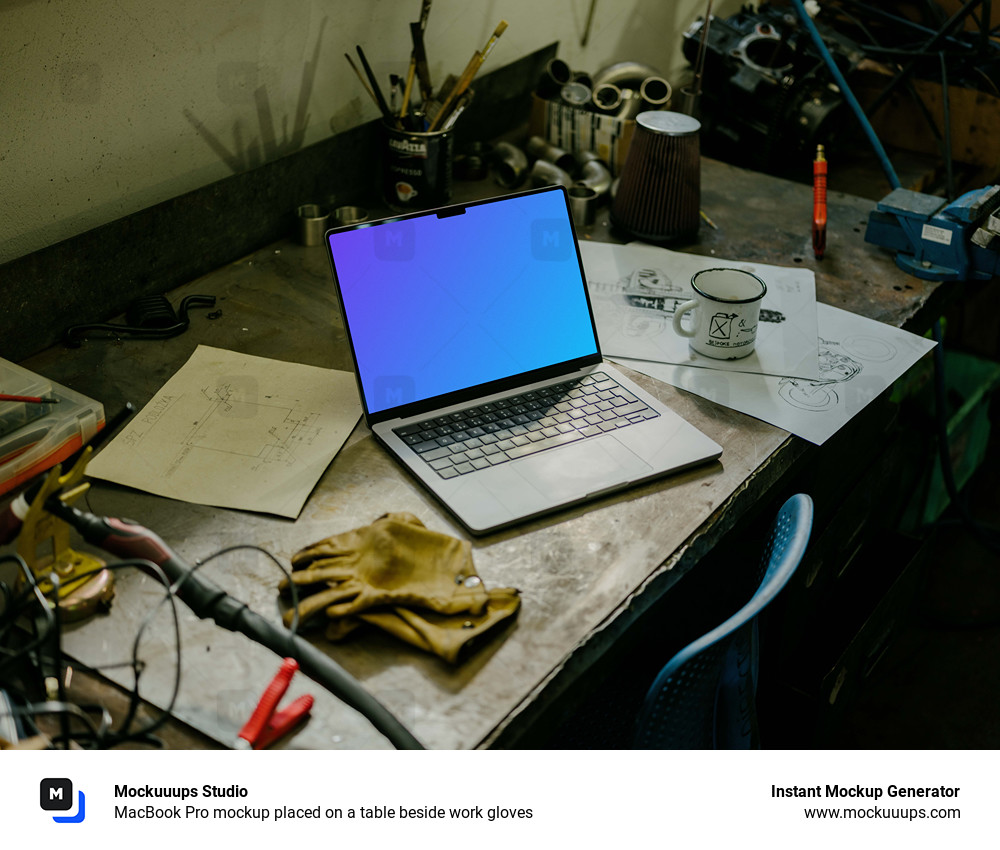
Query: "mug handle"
672 300 699 338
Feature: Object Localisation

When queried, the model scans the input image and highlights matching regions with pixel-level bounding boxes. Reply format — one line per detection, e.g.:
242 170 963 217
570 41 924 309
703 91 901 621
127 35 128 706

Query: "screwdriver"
813 144 827 260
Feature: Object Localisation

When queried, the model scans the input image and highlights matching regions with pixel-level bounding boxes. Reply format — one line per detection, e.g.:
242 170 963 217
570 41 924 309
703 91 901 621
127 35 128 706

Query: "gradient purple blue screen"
328 190 599 414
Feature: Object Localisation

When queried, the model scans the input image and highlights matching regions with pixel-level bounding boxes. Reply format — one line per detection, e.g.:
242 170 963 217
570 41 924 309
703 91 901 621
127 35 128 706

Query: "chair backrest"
633 493 814 748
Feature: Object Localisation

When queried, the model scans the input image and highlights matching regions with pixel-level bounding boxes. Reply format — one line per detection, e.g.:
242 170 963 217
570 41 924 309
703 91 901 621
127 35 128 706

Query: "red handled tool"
0 393 60 404
813 144 827 260
235 658 313 750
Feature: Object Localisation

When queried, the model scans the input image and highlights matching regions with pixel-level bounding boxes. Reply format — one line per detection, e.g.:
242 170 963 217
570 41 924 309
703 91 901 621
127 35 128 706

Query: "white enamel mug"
672 267 767 359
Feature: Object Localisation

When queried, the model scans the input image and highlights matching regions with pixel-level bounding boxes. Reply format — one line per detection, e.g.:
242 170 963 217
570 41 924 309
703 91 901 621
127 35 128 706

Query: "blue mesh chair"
633 493 813 749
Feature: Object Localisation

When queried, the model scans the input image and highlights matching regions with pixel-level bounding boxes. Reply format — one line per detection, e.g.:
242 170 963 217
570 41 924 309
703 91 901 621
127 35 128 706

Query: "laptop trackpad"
514 438 651 502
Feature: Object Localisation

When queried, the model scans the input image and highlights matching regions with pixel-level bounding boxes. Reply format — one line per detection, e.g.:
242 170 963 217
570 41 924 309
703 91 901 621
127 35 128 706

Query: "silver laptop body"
325 186 722 535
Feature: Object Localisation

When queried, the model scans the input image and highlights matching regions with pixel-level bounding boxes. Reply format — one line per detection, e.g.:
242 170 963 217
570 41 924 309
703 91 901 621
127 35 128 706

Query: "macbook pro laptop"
325 185 722 534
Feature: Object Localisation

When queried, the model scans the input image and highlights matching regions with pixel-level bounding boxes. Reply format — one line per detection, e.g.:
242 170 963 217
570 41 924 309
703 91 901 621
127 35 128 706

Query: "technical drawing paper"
614 304 936 445
86 345 362 517
581 241 820 379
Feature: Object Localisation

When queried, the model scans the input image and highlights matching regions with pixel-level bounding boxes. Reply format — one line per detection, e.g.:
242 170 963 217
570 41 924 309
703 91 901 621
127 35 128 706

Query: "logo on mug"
709 312 737 340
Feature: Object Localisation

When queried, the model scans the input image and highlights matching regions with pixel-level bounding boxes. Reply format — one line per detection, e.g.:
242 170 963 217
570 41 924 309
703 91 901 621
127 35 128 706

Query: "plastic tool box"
0 358 105 497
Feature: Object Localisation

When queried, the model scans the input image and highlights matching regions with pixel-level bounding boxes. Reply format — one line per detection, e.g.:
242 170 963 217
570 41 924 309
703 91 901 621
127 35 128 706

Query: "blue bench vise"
864 185 1000 281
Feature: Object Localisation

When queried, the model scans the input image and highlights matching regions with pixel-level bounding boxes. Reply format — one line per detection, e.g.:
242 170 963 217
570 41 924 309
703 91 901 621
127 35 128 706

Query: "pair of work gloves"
279 513 519 664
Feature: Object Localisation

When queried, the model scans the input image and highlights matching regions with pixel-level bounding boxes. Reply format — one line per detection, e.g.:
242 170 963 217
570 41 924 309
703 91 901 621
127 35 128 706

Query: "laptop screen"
327 187 600 416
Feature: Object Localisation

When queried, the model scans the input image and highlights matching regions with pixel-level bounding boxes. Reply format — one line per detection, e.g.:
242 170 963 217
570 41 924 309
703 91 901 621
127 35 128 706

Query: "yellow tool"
15 449 114 622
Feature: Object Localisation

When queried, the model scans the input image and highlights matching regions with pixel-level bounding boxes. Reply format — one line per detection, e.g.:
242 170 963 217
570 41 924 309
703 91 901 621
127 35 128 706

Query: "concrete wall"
0 0 739 263
0 0 746 265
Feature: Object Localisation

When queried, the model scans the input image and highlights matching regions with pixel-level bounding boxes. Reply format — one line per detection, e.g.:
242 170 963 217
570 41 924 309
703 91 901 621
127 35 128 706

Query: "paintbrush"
410 21 434 105
428 19 507 131
355 44 396 125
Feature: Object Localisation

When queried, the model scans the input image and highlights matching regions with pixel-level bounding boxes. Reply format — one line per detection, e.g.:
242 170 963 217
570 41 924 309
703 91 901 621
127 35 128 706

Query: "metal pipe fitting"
568 185 599 228
559 81 592 109
537 57 571 99
492 141 529 189
639 76 673 109
575 153 612 197
529 159 573 188
526 136 576 173
614 88 645 121
592 83 624 113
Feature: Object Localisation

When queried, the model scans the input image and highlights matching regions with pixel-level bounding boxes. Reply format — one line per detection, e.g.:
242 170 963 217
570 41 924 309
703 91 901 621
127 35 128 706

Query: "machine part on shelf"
571 71 594 90
491 141 529 188
560 81 592 108
639 76 673 109
592 82 624 113
529 159 574 188
568 185 599 228
681 4 858 173
537 57 572 98
576 151 612 196
865 185 1000 281
526 136 577 173
789 0 900 192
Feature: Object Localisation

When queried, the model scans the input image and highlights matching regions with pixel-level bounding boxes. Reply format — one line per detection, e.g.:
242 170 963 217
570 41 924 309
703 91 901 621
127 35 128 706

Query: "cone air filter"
611 111 701 244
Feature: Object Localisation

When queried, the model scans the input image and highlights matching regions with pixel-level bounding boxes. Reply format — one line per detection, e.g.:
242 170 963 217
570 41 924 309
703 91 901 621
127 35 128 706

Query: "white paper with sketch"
614 304 936 445
86 345 362 517
580 240 820 379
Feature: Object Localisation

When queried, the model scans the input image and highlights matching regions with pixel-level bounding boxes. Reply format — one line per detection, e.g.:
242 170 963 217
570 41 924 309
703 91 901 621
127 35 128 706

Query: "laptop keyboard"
392 372 660 479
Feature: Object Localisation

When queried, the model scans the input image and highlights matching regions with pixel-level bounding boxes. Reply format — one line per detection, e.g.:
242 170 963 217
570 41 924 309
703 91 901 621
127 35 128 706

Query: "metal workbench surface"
12 158 941 749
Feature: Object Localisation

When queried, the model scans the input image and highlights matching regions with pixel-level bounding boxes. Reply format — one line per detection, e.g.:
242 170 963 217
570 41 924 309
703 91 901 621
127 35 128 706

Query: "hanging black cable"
863 0 989 117
939 52 956 200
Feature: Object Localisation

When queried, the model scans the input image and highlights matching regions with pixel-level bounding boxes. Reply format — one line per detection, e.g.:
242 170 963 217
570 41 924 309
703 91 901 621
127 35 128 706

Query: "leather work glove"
323 588 521 665
280 512 489 627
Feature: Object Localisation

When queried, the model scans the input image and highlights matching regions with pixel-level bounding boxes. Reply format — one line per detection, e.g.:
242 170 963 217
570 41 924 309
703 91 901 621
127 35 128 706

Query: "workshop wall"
0 0 743 266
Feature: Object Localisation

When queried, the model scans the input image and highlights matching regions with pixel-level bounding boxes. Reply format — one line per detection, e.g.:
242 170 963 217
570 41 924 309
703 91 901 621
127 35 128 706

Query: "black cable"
105 559 183 747
64 295 217 347
852 0 990 118
62 558 182 748
939 52 956 201
831 0 998 53
856 43 979 58
829 5 880 46
46 572 70 749
1 555 183 749
192 544 302 638
0 555 57 678
4 700 113 747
